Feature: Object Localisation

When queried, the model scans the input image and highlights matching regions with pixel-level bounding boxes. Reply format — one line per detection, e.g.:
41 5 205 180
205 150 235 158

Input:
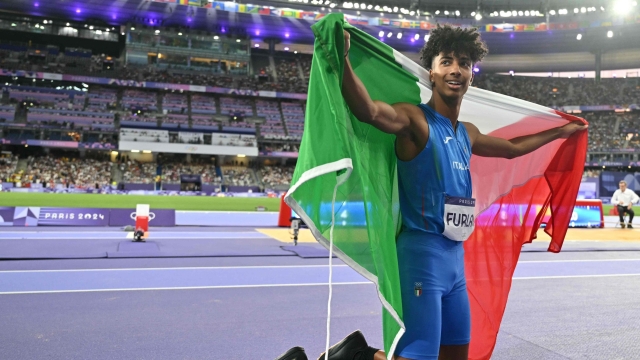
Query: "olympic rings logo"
130 212 156 220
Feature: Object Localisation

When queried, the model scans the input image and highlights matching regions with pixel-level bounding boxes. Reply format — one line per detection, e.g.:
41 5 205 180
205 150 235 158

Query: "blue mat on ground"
281 245 337 258
0 238 296 259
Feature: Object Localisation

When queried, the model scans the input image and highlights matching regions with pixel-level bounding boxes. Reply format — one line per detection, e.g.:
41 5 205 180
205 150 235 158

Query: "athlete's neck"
427 95 462 130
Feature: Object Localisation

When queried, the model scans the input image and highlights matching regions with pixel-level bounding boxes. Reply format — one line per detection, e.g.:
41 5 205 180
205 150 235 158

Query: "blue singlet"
394 103 472 360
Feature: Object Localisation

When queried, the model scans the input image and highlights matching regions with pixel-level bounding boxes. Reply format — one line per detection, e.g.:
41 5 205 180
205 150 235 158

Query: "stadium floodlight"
155 30 160 34
455 10 460 16
613 0 635 14
379 30 385 37
558 9 567 14
393 6 398 12
581 7 586 13
471 11 476 16
354 3 359 8
360 3 365 8
410 10 415 16
284 47 290 51
43 20 47 24
89 25 94 29
475 13 482 20
254 43 260 47
374 5 380 10
518 11 523 16
424 34 429 42
414 33 420 40
387 32 392 38
577 33 582 40
574 8 579 13
435 10 440 14
525 11 530 16
236 39 241 42
380 12 384 16
607 30 614 38
131 27 135 31
213 35 219 39
397 32 402 39
367 5 372 9
601 6 605 11
66 22 70 26
549 10 556 15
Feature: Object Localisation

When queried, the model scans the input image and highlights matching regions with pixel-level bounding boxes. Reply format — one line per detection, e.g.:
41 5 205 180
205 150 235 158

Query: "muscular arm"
341 31 414 137
464 121 587 159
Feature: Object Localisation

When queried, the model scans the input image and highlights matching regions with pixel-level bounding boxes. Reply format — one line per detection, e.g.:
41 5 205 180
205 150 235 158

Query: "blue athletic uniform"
394 103 473 360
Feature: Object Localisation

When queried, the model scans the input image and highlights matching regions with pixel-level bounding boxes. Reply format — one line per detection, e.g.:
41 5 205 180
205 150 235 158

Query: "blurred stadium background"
0 0 638 214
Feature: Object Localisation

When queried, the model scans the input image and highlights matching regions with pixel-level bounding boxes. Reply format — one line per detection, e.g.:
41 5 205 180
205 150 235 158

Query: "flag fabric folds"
284 14 587 360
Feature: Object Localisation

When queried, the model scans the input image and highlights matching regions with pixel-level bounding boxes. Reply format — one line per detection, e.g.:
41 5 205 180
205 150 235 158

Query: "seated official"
611 180 640 229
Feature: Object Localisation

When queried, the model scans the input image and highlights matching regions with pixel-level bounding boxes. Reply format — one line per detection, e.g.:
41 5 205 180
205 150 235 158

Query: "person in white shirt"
611 180 640 228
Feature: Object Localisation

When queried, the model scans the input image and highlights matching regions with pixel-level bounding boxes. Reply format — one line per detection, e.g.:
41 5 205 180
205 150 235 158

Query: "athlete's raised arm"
463 121 588 159
341 31 415 137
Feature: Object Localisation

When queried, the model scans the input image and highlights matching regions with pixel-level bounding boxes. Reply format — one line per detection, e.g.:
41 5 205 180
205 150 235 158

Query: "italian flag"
285 14 588 360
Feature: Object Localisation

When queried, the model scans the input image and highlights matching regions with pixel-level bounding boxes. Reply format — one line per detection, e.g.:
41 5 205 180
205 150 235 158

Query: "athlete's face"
620 182 627 191
429 51 474 101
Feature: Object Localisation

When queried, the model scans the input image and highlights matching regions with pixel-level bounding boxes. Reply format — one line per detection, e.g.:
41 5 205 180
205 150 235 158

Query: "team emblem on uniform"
414 282 422 297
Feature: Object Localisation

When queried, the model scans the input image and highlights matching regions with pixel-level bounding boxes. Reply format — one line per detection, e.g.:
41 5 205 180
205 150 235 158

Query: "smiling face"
429 51 474 103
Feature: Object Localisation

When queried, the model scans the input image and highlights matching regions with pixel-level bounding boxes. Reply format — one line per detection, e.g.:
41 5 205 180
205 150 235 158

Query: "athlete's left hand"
559 121 588 138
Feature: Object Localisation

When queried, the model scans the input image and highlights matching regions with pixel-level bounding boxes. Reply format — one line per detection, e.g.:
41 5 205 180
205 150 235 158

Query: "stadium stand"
219 97 256 133
0 105 15 122
119 128 169 143
222 166 256 186
121 89 158 112
162 161 220 185
23 154 112 188
87 87 118 111
27 108 115 130
121 160 156 184
0 153 18 182
162 92 188 114
281 101 305 140
261 165 295 188
255 100 286 139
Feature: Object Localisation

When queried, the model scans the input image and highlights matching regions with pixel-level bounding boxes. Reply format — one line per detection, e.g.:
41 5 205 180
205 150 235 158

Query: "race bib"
443 196 476 241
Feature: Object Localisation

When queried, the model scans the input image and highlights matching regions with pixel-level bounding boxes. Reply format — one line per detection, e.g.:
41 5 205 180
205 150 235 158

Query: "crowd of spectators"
261 166 294 187
21 154 112 188
121 160 156 184
0 154 18 183
222 166 255 186
161 161 220 184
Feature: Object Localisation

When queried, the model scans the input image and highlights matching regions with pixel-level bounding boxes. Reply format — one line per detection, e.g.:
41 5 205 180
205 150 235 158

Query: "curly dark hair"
419 25 488 70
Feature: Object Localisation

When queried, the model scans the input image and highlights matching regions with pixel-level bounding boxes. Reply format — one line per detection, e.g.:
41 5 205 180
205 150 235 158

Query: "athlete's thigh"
396 290 443 359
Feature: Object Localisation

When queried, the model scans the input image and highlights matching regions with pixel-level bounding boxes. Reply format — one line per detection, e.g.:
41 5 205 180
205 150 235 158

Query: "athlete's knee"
437 344 469 360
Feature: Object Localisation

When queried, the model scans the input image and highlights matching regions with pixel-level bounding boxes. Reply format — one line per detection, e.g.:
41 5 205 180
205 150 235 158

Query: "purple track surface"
2 227 640 359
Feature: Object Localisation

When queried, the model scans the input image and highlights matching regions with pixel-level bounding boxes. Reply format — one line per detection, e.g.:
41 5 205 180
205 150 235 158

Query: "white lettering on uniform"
452 161 469 171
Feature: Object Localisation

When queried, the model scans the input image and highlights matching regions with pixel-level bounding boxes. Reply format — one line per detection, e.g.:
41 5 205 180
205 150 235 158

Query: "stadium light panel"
577 33 582 40
89 25 94 30
142 150 152 154
549 10 556 15
178 32 182 36
607 30 613 38
444 10 449 15
131 27 135 31
475 13 482 20
284 47 290 51
613 0 635 14
393 6 398 12
387 32 392 37
435 10 440 14
379 30 384 37
236 39 241 42
361 3 366 9
455 10 460 16
367 5 372 9
131 150 140 153
601 6 605 10
414 33 419 40
410 10 415 16
397 32 402 39
424 34 429 42
580 7 586 13
525 11 530 16
471 11 476 16
254 43 260 47
574 8 579 13
518 11 523 16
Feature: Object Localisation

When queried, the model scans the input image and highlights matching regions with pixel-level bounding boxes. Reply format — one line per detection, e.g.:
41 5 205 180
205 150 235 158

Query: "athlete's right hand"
343 30 350 57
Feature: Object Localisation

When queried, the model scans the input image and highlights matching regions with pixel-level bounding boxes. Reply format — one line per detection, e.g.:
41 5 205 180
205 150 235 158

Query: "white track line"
3 273 640 295
0 264 350 273
0 281 373 295
2 258 640 274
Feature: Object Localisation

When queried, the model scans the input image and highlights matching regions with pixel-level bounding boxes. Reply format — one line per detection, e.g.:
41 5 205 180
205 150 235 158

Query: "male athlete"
276 25 586 360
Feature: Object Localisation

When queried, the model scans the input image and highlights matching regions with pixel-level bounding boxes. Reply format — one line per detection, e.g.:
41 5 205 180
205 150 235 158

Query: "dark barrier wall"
600 171 640 198
124 183 155 191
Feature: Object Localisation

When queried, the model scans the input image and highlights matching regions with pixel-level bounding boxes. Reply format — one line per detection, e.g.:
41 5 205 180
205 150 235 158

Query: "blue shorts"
394 232 471 360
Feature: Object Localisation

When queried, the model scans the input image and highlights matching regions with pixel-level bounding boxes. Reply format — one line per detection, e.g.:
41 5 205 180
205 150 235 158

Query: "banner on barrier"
109 209 176 227
12 207 111 226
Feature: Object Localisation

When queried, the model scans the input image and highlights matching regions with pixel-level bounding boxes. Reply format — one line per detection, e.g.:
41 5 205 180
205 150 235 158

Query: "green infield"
603 205 614 214
0 193 281 212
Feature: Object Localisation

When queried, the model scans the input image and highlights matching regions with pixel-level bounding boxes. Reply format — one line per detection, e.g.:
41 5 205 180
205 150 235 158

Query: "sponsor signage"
37 207 110 226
